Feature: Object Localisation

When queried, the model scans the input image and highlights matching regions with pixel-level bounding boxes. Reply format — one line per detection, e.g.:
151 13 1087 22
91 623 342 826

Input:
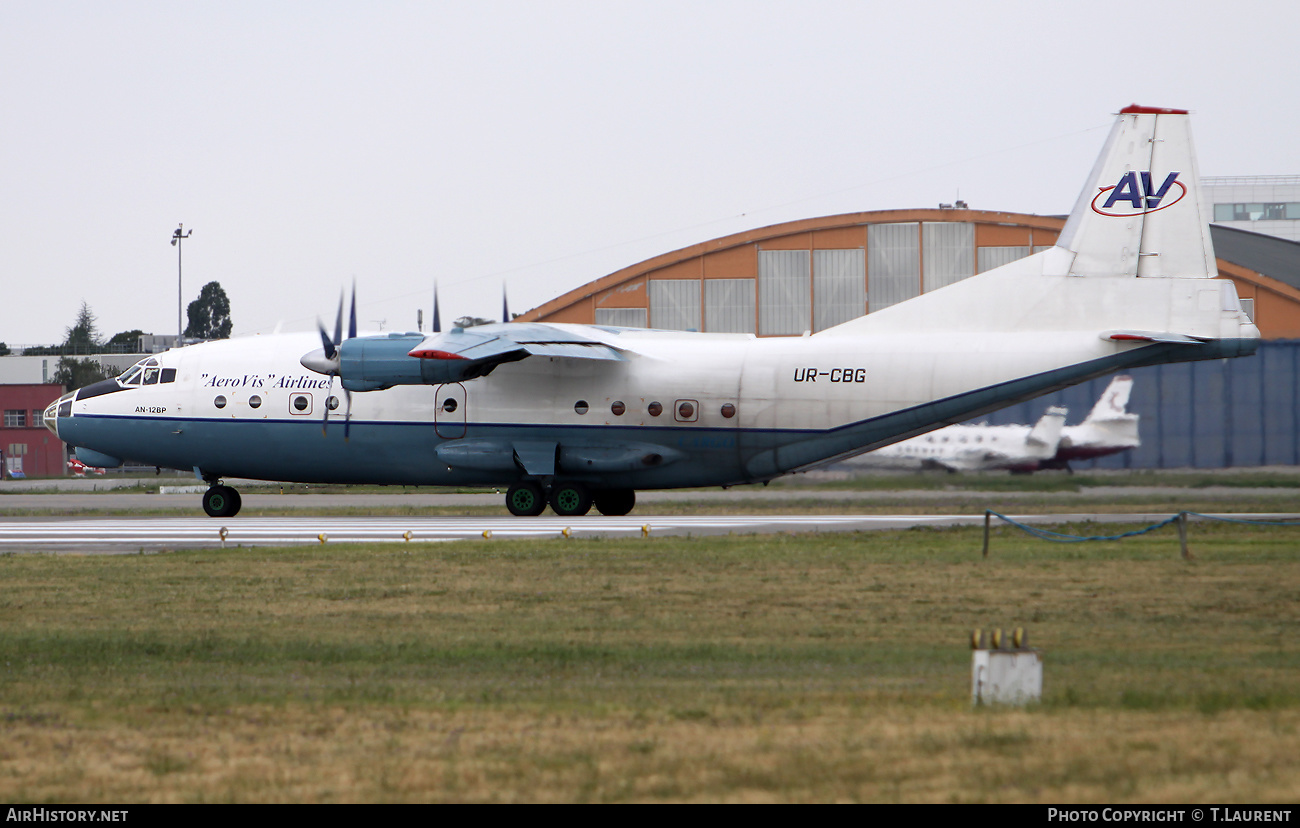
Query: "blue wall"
977 340 1299 469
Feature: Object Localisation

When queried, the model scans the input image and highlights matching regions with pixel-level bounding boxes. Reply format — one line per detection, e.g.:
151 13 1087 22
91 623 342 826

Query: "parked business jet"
846 375 1139 473
843 404 1068 473
45 106 1259 517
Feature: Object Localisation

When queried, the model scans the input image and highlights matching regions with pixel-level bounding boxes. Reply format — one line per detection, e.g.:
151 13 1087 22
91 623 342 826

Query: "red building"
1 384 66 478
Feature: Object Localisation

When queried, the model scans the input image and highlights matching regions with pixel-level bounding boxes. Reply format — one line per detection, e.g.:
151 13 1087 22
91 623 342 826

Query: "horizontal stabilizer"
1102 330 1207 345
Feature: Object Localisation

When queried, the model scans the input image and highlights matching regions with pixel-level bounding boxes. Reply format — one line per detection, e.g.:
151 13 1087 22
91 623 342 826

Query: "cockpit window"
118 357 174 386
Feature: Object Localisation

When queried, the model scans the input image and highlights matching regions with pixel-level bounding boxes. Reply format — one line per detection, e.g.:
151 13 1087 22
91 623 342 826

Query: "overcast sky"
3 0 1297 346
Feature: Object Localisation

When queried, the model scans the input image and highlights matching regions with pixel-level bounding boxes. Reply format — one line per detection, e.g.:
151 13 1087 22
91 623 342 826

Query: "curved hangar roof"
516 209 1300 339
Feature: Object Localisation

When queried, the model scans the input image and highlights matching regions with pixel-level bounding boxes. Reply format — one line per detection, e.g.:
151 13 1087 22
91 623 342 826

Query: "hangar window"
977 246 1031 273
814 250 866 331
868 223 919 312
3 410 26 428
923 222 974 292
214 396 227 409
649 279 701 331
574 400 589 415
704 279 756 333
759 250 810 335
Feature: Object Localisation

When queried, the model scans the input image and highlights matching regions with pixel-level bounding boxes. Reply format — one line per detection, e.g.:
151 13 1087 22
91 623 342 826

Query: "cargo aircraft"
45 106 1259 517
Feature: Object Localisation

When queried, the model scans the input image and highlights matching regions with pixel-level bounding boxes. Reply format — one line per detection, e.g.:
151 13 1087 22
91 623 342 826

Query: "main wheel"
506 481 547 516
202 485 241 518
593 488 636 516
549 481 593 517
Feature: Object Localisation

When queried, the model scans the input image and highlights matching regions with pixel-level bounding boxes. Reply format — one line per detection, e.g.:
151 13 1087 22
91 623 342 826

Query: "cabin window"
291 394 312 415
574 400 589 415
161 368 176 383
610 401 625 416
248 396 262 409
442 398 458 413
327 396 340 411
647 401 662 417
721 403 736 419
214 396 227 409
675 400 698 422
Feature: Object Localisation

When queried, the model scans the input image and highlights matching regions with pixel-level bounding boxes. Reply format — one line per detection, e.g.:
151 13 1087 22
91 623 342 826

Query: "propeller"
300 283 358 440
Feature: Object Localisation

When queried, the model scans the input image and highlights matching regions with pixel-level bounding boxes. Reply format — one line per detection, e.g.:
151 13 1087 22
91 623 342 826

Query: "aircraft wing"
407 323 627 364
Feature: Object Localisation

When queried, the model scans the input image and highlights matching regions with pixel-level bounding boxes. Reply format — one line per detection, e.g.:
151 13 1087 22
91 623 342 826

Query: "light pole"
171 223 193 344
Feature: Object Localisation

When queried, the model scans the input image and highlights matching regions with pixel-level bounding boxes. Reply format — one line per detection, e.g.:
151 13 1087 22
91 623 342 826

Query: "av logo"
1091 171 1186 216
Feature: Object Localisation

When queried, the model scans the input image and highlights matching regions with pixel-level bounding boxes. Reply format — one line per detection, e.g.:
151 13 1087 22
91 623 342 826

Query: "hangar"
518 209 1300 469
518 209 1300 339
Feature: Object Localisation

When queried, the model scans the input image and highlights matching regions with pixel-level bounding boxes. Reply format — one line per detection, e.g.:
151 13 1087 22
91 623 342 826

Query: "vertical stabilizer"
1025 405 1067 459
1054 106 1217 279
1082 375 1134 424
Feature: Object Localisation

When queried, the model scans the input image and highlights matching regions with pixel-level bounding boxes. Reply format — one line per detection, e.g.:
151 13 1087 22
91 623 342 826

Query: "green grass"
0 522 1299 801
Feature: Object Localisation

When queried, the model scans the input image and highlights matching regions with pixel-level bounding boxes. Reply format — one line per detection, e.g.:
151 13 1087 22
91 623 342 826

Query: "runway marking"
4 513 1293 553
1 514 979 551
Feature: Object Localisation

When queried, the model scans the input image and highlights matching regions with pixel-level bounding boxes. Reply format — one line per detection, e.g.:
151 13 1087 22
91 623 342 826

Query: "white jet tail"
1025 405 1068 459
1081 375 1135 425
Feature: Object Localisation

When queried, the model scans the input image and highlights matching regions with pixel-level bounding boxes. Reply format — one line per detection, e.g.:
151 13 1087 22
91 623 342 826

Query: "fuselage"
48 312 1221 491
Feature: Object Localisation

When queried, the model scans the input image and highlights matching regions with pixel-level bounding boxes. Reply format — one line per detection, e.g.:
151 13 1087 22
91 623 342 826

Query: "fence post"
1178 511 1192 560
982 511 991 558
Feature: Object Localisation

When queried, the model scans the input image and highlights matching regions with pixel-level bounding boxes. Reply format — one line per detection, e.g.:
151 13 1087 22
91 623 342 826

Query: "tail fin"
1025 405 1067 459
1054 105 1217 279
1081 375 1135 424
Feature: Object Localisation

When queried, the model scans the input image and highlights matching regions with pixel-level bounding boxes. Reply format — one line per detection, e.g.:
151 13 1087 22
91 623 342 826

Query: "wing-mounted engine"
301 320 628 393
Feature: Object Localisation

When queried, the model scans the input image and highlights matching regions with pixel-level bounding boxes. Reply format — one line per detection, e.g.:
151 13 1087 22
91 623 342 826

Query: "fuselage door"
434 383 467 439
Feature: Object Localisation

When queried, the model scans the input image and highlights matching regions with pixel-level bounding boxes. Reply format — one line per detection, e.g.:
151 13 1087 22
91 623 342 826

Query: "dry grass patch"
0 523 1297 801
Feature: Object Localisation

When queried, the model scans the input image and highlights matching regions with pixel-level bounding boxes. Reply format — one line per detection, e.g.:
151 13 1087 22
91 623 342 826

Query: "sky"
3 0 1298 346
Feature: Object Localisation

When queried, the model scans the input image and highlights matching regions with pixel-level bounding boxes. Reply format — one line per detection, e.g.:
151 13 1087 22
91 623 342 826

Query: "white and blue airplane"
45 105 1259 517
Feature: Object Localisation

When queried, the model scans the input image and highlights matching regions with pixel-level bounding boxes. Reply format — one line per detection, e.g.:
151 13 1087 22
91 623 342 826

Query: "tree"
184 282 232 340
0 343 10 356
51 356 108 391
106 329 145 353
64 301 101 355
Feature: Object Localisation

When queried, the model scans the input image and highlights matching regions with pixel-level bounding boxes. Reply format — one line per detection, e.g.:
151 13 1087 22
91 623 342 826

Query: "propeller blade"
333 291 344 349
432 282 441 333
317 320 336 360
348 280 358 340
321 376 335 436
343 388 353 441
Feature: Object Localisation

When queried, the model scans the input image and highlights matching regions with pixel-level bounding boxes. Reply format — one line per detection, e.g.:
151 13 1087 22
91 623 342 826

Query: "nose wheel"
202 485 242 518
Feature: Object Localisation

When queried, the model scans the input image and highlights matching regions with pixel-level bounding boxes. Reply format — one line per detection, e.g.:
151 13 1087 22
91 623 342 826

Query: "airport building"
0 384 66 478
1204 175 1300 243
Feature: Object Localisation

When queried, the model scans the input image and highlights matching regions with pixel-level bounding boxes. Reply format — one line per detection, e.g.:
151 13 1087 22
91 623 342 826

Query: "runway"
2 511 1287 553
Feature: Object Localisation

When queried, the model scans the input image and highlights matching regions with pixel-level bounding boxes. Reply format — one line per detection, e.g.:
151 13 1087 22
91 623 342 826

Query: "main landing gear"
202 483 242 518
504 481 636 517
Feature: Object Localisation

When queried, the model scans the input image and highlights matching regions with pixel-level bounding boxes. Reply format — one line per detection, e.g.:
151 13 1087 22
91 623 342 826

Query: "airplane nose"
43 392 74 439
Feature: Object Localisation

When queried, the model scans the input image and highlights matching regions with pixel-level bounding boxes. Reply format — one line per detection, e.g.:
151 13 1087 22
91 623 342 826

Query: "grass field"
1 520 1298 802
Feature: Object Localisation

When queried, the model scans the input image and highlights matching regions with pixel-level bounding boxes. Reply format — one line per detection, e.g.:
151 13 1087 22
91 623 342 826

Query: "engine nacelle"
337 334 517 392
